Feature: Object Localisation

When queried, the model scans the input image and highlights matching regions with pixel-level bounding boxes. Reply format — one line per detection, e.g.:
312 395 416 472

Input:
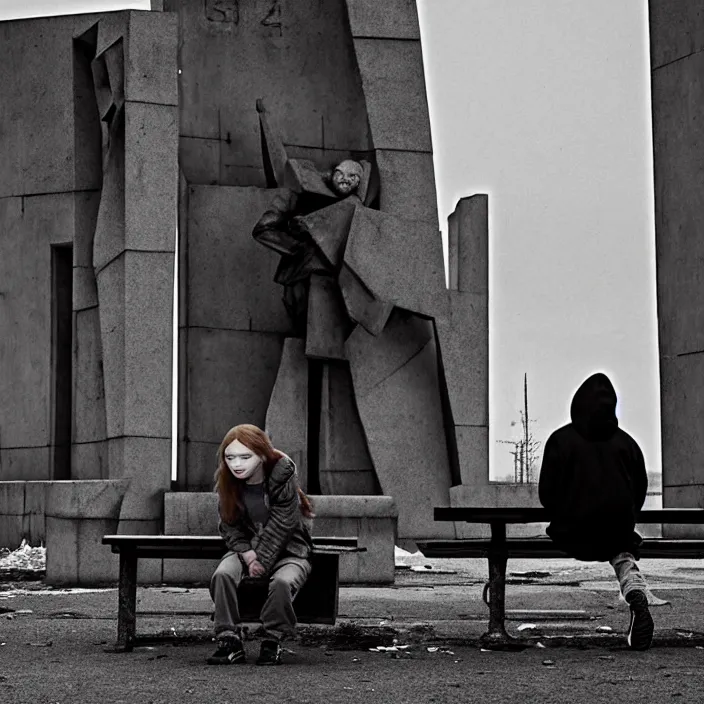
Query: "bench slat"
434 507 704 523
418 538 704 560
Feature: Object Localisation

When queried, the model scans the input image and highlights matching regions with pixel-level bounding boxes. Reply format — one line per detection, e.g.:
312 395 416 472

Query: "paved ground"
2 557 704 703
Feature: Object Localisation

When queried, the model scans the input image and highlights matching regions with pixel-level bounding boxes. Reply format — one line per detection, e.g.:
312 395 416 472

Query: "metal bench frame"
419 507 704 649
102 535 362 652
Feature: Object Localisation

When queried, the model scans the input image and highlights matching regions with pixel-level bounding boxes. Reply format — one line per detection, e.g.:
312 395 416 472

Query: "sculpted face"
331 160 362 196
224 439 264 484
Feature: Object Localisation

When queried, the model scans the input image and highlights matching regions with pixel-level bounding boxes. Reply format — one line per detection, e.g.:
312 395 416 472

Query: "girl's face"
224 439 264 484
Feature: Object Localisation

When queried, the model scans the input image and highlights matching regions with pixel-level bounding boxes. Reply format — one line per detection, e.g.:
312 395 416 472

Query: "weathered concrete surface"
305 275 349 361
649 3 704 536
338 264 394 336
44 479 129 584
344 0 420 39
344 207 446 319
185 185 291 333
318 363 378 495
312 494 398 583
164 0 372 186
347 314 455 540
265 338 309 489
436 195 489 487
184 328 283 488
649 0 704 70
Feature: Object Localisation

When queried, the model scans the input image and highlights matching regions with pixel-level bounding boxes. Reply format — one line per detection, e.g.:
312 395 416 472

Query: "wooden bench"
417 507 704 649
102 535 364 652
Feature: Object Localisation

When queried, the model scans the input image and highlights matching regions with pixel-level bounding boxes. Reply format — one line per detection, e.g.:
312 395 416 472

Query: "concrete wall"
0 12 178 563
649 0 704 534
0 14 102 481
163 0 373 187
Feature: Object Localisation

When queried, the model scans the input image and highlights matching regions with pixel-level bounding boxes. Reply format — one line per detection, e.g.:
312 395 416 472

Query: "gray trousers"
610 551 647 598
210 552 311 641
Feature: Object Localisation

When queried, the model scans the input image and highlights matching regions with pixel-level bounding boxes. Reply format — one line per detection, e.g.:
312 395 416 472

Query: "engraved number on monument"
205 0 240 23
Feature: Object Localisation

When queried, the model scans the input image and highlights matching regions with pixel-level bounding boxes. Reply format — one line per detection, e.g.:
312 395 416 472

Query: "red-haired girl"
208 424 314 666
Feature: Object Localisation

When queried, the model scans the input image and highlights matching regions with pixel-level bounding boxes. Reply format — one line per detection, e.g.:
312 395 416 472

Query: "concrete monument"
0 0 491 584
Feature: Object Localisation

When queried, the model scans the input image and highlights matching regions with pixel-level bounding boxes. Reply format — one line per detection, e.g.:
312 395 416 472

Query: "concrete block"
164 492 218 535
71 442 109 481
77 518 121 584
344 0 419 39
375 150 438 227
182 440 221 492
347 317 455 539
338 265 394 336
454 424 489 487
124 101 178 252
24 481 49 545
434 292 488 427
96 250 173 439
162 492 219 583
660 353 704 489
297 196 358 269
0 448 51 482
0 14 102 198
449 195 488 295
351 38 432 152
346 309 432 398
0 481 25 548
264 338 309 488
165 0 371 184
125 11 178 106
186 185 292 333
319 363 377 495
305 275 349 360
45 516 80 585
179 137 222 186
649 0 704 70
73 266 99 311
45 479 128 585
344 206 446 318
0 194 78 453
449 484 545 539
186 327 283 444
662 485 704 538
310 495 397 583
72 190 102 267
73 306 107 445
107 437 171 522
45 479 130 520
652 51 704 356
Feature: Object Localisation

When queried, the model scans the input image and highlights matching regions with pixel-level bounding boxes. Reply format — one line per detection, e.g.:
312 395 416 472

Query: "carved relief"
205 0 239 23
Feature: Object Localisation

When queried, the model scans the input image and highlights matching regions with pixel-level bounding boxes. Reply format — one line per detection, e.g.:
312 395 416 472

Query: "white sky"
0 0 661 481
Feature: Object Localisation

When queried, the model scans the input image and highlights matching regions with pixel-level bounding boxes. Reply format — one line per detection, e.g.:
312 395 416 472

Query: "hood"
570 372 619 441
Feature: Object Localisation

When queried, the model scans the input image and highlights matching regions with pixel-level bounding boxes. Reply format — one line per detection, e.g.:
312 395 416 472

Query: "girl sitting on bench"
209 424 314 666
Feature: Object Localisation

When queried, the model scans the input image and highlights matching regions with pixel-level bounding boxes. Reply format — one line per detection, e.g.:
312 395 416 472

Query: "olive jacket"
218 455 313 572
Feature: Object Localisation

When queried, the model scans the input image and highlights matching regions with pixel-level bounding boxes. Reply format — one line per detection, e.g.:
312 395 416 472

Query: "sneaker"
256 639 282 666
207 635 246 665
625 589 654 650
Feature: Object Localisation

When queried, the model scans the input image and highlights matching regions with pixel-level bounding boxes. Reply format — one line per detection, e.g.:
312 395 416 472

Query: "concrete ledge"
46 479 130 519
162 492 398 585
309 495 398 519
45 480 130 585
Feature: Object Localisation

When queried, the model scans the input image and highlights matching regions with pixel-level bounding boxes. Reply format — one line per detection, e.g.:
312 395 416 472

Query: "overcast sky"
0 0 660 482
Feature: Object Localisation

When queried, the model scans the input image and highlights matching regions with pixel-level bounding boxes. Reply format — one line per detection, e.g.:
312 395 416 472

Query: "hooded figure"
538 373 648 562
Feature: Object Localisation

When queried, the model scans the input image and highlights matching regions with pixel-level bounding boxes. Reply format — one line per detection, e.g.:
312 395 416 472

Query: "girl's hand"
248 559 266 577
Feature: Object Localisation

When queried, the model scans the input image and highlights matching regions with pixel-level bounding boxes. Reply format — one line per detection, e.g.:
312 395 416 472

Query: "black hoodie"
538 373 648 561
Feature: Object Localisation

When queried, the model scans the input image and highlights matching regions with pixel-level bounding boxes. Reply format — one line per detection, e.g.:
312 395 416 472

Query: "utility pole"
497 373 542 484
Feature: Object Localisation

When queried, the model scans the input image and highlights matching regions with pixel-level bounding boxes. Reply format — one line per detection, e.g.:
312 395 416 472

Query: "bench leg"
105 550 138 653
480 523 524 651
